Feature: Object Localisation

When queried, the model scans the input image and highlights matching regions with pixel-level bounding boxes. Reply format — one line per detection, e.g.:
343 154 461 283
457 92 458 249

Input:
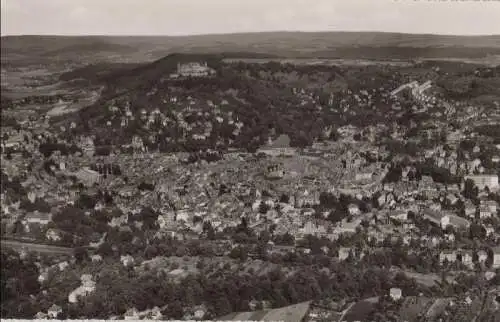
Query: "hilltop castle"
170 62 216 78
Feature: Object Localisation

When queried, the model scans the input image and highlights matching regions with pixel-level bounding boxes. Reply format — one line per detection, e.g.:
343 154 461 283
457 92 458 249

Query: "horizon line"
2 30 500 38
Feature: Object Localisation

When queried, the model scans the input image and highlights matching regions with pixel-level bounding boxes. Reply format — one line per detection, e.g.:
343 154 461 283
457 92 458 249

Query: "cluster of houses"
439 247 500 269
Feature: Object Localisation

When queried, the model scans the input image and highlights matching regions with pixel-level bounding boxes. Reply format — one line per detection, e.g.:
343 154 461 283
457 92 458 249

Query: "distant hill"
96 32 500 49
58 62 143 83
0 36 134 56
40 41 136 57
2 32 500 63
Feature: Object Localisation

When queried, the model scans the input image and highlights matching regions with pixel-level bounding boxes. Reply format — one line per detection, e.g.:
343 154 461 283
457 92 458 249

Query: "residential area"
2 38 500 321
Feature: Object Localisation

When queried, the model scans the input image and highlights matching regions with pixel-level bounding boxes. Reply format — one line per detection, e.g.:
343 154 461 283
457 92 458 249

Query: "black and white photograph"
1 0 500 321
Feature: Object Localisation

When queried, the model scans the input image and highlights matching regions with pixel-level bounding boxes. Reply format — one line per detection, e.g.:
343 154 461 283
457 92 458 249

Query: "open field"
2 32 500 67
223 58 416 66
220 301 311 322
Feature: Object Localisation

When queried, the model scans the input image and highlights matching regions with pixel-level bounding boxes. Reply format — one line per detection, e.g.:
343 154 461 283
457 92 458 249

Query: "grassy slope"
219 301 311 322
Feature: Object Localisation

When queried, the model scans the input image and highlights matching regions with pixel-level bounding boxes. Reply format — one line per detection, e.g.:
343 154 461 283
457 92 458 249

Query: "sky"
1 0 500 36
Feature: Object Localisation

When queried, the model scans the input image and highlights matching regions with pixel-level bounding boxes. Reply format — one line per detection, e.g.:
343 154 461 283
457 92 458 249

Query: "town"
2 40 500 322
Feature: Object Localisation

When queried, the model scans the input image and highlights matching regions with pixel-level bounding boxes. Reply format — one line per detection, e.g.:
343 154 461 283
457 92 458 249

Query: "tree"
166 301 184 319
383 165 403 183
138 182 154 191
76 193 98 209
1 249 41 318
328 208 347 223
144 245 158 260
258 202 270 214
214 296 232 316
319 192 337 209
275 232 295 246
97 242 114 257
218 184 230 196
463 179 478 200
469 223 486 239
229 246 248 261
74 247 89 263
279 194 290 204
140 207 159 230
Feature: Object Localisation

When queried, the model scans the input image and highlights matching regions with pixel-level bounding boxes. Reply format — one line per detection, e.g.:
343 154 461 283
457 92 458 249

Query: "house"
390 288 403 301
89 232 106 249
493 247 500 268
24 211 52 225
79 136 95 156
120 255 135 267
108 213 129 227
440 250 458 264
57 261 69 271
459 250 474 268
477 250 488 263
131 135 145 152
143 306 163 320
167 268 189 280
447 214 471 230
91 254 103 262
479 205 493 219
157 212 176 229
193 307 207 320
484 271 496 281
2 133 24 150
265 163 285 179
35 311 50 319
481 200 497 213
423 209 445 227
301 221 327 236
124 308 139 320
390 210 408 222
464 175 499 191
464 202 477 219
295 190 320 208
347 204 361 216
338 247 351 261
176 210 190 223
444 233 455 242
74 167 101 187
424 210 470 230
68 274 96 303
118 187 136 198
446 194 459 206
333 218 362 237
46 228 62 241
47 304 62 319
484 225 495 237
355 172 373 181
23 211 52 232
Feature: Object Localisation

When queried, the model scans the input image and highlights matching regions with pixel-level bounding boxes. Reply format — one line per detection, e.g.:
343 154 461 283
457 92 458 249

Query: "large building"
265 163 285 179
171 62 216 78
257 134 296 157
74 167 101 187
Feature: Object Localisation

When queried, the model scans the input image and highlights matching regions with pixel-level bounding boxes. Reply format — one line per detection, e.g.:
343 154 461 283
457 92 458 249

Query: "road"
338 302 356 322
1 239 74 255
